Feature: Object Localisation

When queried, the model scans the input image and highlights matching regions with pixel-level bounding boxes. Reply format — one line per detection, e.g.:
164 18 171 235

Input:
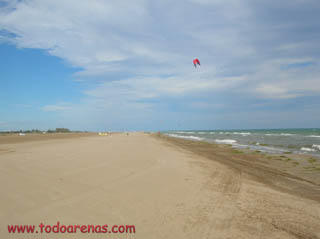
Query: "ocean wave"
307 135 320 138
312 144 320 150
265 133 295 136
215 139 237 144
232 132 251 136
301 147 316 152
166 134 202 141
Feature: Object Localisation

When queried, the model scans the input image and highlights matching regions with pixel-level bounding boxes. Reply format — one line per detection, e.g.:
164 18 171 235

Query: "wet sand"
0 132 319 239
157 134 320 201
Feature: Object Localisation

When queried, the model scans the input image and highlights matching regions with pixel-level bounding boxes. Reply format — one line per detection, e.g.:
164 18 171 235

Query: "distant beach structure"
98 132 108 136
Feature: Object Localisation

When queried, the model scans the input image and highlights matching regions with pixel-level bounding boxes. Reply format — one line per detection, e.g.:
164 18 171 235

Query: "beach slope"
0 133 319 239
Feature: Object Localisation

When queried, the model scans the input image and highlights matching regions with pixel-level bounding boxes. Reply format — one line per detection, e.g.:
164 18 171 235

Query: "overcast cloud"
1 0 320 130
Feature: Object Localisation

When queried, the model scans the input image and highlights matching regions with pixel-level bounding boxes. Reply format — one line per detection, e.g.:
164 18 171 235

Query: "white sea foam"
215 139 237 144
265 133 294 136
167 134 202 141
307 135 320 138
232 143 248 148
301 147 316 152
233 132 251 136
312 144 320 150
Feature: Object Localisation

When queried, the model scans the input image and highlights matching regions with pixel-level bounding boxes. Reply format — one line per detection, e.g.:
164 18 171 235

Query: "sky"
1 0 320 131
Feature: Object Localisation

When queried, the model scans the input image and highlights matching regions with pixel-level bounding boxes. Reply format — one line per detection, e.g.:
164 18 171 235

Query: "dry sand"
0 132 319 239
0 132 96 145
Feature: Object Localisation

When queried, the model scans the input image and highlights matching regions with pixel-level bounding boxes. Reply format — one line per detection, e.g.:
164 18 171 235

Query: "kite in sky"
193 58 200 67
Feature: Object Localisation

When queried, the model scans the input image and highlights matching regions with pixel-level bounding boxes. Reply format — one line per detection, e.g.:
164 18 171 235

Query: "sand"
0 132 319 239
0 132 96 144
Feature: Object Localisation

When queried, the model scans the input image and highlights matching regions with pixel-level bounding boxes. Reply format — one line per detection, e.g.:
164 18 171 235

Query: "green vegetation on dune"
307 158 317 164
231 149 244 154
292 162 299 166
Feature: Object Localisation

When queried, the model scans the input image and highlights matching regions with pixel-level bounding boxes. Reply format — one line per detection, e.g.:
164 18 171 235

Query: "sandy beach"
0 132 319 239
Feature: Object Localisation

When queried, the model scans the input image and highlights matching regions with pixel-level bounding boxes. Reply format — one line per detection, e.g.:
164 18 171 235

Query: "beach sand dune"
0 133 319 238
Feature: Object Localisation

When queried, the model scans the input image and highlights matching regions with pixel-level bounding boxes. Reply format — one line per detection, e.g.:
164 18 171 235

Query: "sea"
164 128 320 157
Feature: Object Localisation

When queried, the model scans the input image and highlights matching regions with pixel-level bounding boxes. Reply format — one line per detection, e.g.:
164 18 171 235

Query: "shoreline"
155 133 320 202
1 132 319 238
163 130 320 158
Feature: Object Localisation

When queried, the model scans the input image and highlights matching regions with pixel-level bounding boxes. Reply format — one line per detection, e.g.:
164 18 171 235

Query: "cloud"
244 58 320 99
84 73 247 102
0 0 150 70
41 103 72 112
1 0 320 129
